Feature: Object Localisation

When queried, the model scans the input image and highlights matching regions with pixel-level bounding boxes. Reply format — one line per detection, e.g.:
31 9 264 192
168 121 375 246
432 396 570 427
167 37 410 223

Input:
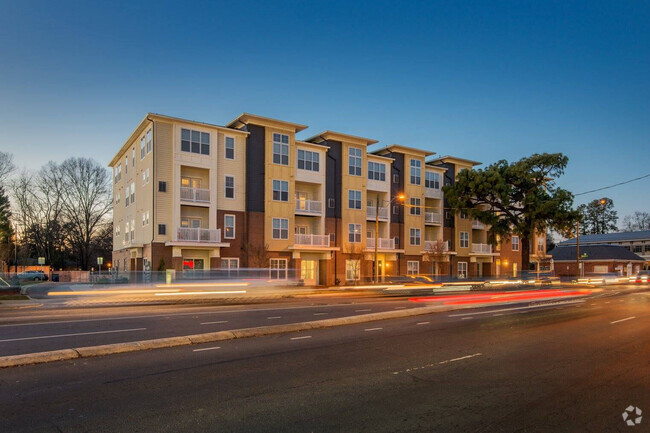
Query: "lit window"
224 214 235 239
346 260 360 281
348 223 361 243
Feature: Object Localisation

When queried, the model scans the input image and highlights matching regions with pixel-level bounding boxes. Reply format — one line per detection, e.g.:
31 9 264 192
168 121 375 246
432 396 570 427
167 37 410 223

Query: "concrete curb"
0 305 454 369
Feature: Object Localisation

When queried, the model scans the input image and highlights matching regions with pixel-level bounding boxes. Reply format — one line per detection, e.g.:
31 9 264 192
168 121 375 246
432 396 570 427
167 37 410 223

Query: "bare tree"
242 241 270 268
621 212 650 232
0 152 15 184
346 243 365 285
423 239 447 278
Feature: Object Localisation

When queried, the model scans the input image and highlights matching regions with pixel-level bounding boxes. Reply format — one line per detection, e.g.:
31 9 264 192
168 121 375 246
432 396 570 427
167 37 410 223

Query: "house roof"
372 144 434 157
226 113 308 133
558 230 650 245
305 131 378 146
550 245 645 262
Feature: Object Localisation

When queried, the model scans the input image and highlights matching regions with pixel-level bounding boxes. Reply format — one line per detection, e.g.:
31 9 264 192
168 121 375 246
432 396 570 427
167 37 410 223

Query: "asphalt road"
1 287 648 432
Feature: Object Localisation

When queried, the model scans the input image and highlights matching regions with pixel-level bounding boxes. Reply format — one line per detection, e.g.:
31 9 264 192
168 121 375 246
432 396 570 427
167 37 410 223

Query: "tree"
423 239 447 278
443 153 579 272
0 152 15 184
621 211 650 232
577 197 617 235
0 185 13 267
242 241 270 268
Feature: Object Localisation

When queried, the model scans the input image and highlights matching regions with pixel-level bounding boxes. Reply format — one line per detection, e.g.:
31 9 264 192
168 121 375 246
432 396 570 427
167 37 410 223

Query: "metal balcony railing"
471 243 493 254
425 211 442 224
367 237 395 249
295 199 323 215
367 205 389 220
424 240 449 252
180 187 210 203
177 227 221 243
294 234 330 246
472 219 487 230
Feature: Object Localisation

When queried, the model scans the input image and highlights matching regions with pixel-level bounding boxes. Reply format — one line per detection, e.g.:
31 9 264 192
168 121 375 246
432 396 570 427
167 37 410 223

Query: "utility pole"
576 220 580 277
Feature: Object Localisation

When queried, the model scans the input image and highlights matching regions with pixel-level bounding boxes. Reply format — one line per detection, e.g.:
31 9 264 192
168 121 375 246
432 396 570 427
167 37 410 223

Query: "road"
1 287 648 432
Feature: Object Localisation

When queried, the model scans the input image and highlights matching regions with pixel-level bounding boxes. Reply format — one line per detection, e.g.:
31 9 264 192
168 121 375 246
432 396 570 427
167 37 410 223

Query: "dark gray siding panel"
390 152 405 224
245 124 265 212
325 140 342 218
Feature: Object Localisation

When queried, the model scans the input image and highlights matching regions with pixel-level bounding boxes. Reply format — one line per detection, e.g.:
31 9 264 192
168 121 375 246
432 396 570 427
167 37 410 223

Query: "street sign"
97 257 104 265
38 257 45 265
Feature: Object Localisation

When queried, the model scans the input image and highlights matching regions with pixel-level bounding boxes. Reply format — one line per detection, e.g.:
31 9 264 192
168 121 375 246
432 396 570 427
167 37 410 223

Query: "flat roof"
559 230 650 245
226 112 308 132
305 130 378 146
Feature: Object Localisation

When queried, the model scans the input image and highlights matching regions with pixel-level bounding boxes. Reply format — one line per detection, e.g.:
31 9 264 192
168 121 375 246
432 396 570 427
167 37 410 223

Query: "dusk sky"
0 0 648 218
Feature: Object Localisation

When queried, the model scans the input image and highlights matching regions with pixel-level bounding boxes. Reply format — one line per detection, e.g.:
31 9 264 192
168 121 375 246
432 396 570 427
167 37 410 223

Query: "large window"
409 228 421 246
273 133 289 165
425 171 440 189
181 128 210 155
225 137 235 159
458 262 468 279
410 159 421 185
348 223 361 243
348 190 361 209
146 129 152 154
270 258 288 279
297 149 320 171
224 214 235 239
407 261 419 275
460 231 469 248
537 236 544 252
512 236 520 251
410 198 421 215
346 260 360 281
272 180 289 201
367 161 386 181
272 218 289 239
348 147 362 176
225 176 235 199
221 258 239 271
140 136 146 159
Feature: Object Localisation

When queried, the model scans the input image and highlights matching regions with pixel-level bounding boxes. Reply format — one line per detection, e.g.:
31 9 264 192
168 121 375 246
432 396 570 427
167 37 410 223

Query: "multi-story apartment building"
110 112 547 285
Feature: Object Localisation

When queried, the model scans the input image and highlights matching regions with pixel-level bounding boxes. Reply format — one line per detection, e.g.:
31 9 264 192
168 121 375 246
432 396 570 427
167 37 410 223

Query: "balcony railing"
472 219 487 230
294 234 330 246
425 211 442 224
181 187 210 203
176 227 221 243
367 237 395 249
471 243 493 254
367 205 389 220
424 240 449 252
295 199 323 215
425 187 442 199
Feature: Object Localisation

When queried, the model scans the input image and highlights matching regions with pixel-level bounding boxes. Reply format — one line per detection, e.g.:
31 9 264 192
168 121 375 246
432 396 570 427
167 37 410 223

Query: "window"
158 181 167 192
181 217 201 228
130 182 135 204
409 228 421 246
272 133 289 165
225 136 235 159
124 222 129 243
297 149 320 171
221 258 239 270
393 205 399 215
458 262 468 279
115 193 120 205
272 180 289 201
348 190 361 209
270 258 288 279
367 162 386 181
115 164 122 183
130 219 135 241
272 218 289 239
146 129 152 154
224 214 235 239
132 148 135 166
392 174 399 184
125 156 128 174
460 231 469 248
348 223 361 243
410 159 421 185
410 198 421 215
295 225 308 235
633 245 643 253
140 136 146 159
158 224 166 235
425 171 440 189
407 261 419 275
142 168 150 185
115 225 120 237
225 176 235 199
181 128 210 155
142 211 149 226
346 260 360 281
348 147 362 176
537 237 544 252
460 211 468 219
512 236 519 251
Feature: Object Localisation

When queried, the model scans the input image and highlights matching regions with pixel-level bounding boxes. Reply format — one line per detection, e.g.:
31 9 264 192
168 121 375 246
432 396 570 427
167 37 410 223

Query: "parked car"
580 273 622 285
630 270 650 283
16 270 48 281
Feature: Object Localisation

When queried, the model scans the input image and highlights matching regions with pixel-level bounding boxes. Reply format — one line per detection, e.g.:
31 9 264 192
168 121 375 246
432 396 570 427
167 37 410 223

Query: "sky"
0 0 648 219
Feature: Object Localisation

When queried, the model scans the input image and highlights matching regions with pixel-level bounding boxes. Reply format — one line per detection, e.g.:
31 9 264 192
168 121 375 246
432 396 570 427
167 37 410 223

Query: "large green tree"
443 153 579 272
578 197 617 235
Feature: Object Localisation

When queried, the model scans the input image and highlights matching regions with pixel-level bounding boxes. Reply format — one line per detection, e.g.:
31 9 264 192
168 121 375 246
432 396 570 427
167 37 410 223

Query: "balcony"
177 227 221 243
471 243 493 254
295 199 322 215
425 187 442 199
425 211 442 225
424 240 449 252
294 234 330 247
472 219 487 230
181 187 210 203
367 237 395 250
366 205 389 221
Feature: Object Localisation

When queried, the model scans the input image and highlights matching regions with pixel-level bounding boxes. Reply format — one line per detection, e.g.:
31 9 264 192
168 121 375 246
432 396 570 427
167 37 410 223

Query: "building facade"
558 230 650 269
110 112 547 285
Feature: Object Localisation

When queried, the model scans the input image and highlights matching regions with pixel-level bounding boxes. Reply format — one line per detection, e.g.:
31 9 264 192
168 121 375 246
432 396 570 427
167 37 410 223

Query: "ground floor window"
221 258 239 269
270 258 288 280
301 260 316 282
407 260 419 275
183 258 205 270
458 261 467 279
346 259 360 281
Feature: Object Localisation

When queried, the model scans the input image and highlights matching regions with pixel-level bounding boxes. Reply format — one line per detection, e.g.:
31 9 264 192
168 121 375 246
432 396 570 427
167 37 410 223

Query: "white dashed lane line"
313 312 328 316
355 309 372 312
611 316 636 324
392 353 483 375
416 322 430 325
267 316 282 320
365 327 383 332
290 336 312 340
461 317 474 320
193 346 220 352
200 320 228 325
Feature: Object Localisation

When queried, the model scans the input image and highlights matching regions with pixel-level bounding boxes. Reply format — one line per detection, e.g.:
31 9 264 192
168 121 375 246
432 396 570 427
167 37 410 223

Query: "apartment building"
110 112 547 284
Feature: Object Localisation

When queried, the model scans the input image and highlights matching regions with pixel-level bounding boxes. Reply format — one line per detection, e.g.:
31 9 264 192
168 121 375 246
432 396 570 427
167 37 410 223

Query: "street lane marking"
448 299 585 318
355 309 372 312
193 346 220 352
267 316 282 320
492 313 503 316
290 336 312 340
365 327 383 332
611 316 636 324
392 353 482 375
313 313 328 316
461 317 474 320
416 321 430 325
200 320 229 325
394 307 407 309
0 327 147 343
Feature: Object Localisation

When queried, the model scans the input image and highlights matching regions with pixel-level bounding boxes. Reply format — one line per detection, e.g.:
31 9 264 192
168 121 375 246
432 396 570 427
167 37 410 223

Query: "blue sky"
0 0 648 218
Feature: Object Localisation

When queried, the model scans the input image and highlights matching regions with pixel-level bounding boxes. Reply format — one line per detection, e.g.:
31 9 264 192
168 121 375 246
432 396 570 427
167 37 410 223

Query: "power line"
574 173 650 196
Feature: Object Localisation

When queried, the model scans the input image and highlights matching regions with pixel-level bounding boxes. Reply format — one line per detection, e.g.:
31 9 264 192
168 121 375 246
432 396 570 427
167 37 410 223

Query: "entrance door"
301 260 317 285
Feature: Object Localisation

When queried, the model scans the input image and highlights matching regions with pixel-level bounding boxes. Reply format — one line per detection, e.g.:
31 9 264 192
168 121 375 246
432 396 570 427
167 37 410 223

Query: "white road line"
611 316 636 324
355 309 372 312
290 335 312 340
393 353 482 375
267 316 281 320
313 313 328 316
193 346 220 352
394 307 407 310
0 327 147 343
416 321 430 325
461 317 474 320
365 327 383 332
200 320 229 325
492 313 503 317
449 299 585 318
